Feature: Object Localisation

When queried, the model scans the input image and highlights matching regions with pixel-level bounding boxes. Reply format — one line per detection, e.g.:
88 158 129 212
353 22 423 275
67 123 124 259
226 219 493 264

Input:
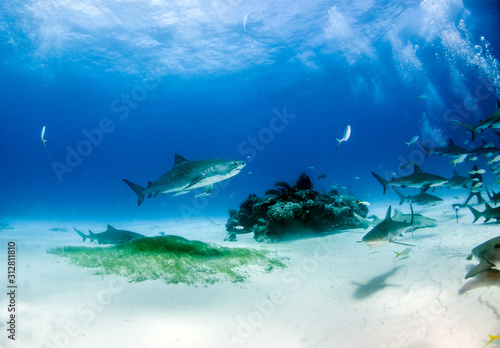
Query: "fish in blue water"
123 154 246 206
372 164 448 194
74 225 145 244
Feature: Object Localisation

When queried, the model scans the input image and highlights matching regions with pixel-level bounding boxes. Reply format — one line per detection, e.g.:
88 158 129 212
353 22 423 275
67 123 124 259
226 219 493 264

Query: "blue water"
1 0 499 221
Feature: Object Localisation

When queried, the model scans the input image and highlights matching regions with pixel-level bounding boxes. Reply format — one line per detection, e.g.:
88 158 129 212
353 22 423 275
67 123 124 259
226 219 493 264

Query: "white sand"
0 199 499 348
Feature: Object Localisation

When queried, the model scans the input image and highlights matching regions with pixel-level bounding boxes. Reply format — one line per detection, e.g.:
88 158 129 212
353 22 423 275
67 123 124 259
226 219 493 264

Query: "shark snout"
362 239 386 248
233 161 246 172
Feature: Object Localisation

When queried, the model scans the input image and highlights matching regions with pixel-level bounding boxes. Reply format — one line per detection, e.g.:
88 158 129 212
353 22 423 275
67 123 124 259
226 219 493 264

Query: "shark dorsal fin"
453 169 459 177
449 139 455 146
89 230 95 236
413 164 423 173
385 206 392 221
485 203 494 212
106 225 116 231
174 153 189 167
393 209 403 218
496 98 500 110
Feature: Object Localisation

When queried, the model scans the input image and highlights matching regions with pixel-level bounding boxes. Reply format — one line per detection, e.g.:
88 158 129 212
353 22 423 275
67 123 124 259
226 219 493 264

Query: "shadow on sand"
352 265 403 299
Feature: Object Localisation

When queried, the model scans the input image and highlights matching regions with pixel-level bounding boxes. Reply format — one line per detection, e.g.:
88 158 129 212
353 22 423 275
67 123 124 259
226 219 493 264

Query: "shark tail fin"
393 188 406 206
123 179 146 206
467 205 482 223
452 120 477 141
372 172 389 195
73 228 87 242
419 143 431 158
465 258 494 279
353 212 370 230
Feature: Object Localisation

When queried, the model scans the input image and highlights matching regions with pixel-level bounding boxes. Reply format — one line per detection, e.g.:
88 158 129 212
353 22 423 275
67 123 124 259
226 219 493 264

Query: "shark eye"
494 244 500 249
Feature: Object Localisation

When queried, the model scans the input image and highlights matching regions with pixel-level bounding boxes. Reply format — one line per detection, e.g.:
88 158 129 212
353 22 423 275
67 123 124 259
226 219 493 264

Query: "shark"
420 139 470 159
453 99 500 141
354 209 436 232
74 225 145 244
372 165 448 194
465 236 500 279
392 208 437 231
441 170 476 190
393 188 443 207
469 140 500 157
468 204 500 223
123 154 246 206
361 206 415 247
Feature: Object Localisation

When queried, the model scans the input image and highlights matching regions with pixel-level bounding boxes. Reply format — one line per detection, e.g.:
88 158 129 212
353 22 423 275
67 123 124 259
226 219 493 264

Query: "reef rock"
225 172 368 242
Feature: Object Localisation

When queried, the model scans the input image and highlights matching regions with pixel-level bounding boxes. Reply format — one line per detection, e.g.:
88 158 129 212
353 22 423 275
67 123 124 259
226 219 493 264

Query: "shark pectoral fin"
183 176 204 190
465 258 494 279
389 240 415 247
172 190 190 197
195 184 213 197
422 184 431 192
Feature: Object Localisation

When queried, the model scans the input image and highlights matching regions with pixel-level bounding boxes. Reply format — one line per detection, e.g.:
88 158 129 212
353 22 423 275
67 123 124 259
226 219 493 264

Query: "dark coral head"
294 172 313 191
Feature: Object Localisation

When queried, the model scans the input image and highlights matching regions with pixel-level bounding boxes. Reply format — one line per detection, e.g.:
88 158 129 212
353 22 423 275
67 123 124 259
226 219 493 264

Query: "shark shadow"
352 265 402 299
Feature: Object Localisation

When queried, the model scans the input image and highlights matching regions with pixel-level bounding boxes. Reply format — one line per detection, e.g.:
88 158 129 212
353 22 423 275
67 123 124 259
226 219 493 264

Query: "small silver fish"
451 154 467 167
234 225 245 230
405 136 419 148
243 14 248 32
335 125 351 149
487 155 500 165
41 126 47 147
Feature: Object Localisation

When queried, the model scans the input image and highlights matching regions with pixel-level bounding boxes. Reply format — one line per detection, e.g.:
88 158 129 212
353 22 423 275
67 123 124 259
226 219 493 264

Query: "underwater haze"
1 0 500 221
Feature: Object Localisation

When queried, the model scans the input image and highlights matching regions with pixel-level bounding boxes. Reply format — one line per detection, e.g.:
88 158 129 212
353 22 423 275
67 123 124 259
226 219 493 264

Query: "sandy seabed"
0 200 499 348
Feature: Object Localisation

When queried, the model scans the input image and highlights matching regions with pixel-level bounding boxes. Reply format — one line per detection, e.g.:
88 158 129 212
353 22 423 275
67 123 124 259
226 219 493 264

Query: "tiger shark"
361 206 414 247
123 154 246 206
453 99 500 141
372 165 448 194
74 226 145 244
465 236 500 279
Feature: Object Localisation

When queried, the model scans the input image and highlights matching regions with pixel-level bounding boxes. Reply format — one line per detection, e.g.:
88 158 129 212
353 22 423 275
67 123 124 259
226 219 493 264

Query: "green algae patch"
48 235 287 285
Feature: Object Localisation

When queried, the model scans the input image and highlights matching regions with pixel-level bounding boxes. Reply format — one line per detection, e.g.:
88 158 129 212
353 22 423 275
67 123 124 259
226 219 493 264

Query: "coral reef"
226 172 368 242
48 235 286 285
